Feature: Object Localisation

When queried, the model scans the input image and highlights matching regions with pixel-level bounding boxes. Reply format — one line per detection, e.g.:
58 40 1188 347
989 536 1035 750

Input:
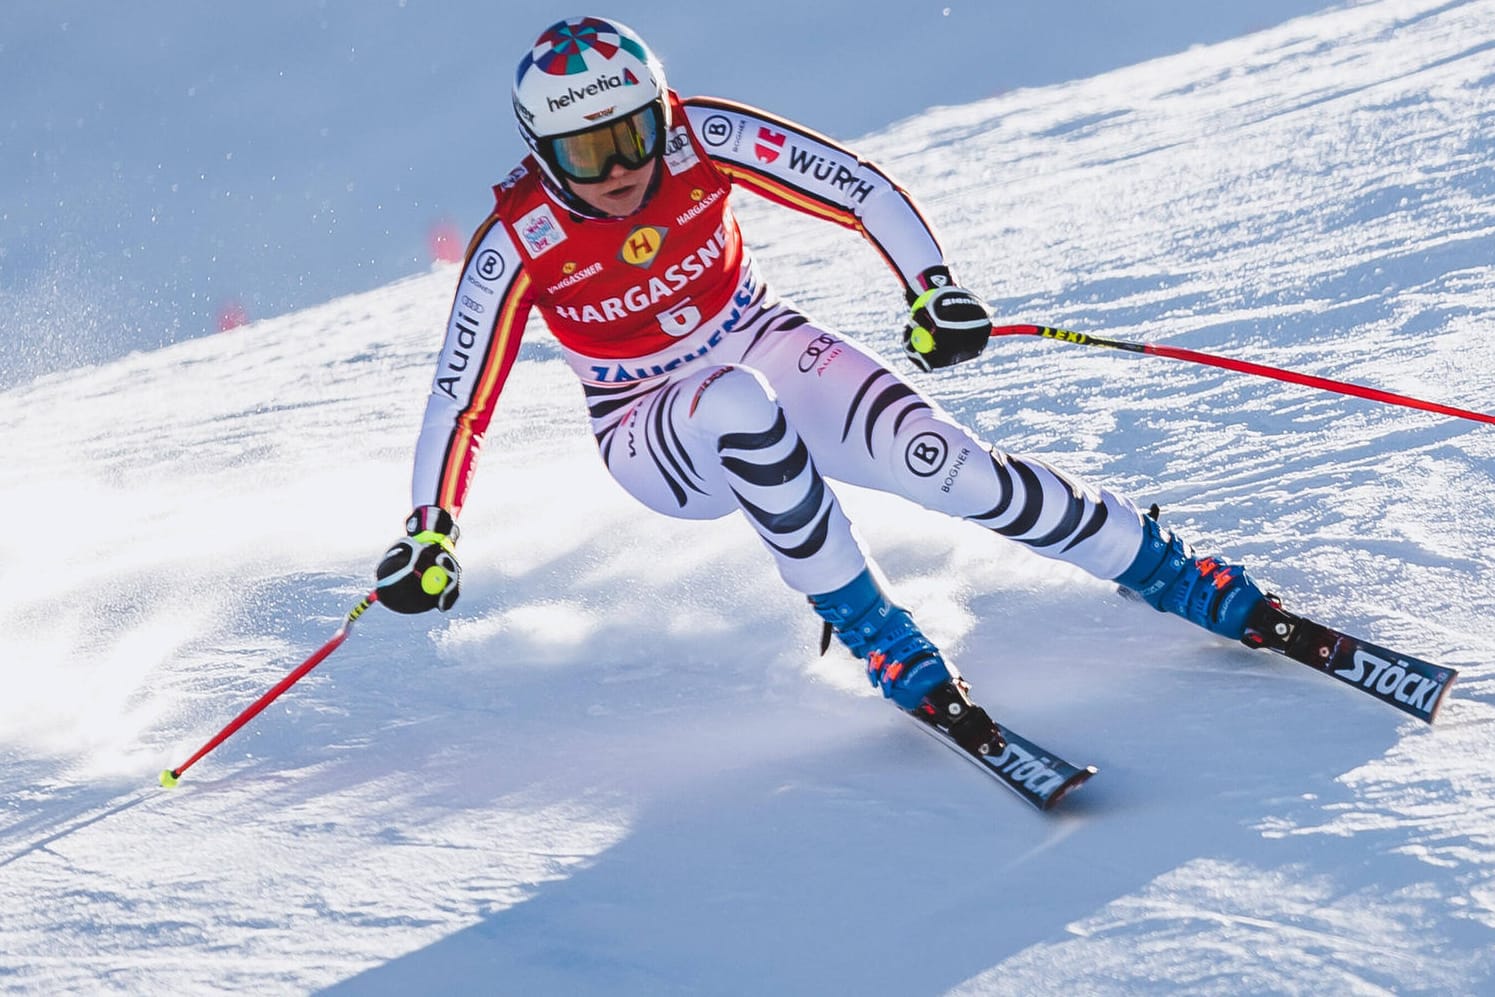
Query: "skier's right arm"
377 215 534 615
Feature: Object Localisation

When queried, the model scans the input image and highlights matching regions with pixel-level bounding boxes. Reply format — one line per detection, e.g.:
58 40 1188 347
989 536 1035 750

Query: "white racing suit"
411 92 1147 598
578 264 1143 593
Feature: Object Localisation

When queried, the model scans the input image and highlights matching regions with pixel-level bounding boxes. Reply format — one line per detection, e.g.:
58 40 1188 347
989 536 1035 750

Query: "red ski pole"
992 324 1495 427
159 590 380 787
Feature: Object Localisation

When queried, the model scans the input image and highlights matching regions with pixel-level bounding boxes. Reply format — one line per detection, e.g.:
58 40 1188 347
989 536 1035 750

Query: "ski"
910 681 1097 811
1243 599 1458 724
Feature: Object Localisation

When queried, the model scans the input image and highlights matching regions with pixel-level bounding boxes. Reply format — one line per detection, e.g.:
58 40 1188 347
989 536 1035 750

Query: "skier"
374 16 1269 752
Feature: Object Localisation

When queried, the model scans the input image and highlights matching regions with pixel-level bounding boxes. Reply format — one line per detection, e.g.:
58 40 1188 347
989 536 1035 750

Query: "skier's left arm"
682 96 991 371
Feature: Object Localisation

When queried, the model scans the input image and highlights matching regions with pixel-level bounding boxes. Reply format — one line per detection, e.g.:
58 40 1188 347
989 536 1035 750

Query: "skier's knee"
686 365 781 441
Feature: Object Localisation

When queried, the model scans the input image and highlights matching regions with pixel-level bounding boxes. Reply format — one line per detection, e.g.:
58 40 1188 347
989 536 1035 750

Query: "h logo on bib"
620 225 667 267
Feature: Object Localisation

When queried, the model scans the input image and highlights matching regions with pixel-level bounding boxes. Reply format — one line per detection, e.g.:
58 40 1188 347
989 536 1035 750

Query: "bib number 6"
656 299 702 338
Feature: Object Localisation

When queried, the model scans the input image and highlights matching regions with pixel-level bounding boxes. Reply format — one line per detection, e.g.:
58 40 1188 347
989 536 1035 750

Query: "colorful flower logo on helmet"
514 18 665 141
527 17 649 77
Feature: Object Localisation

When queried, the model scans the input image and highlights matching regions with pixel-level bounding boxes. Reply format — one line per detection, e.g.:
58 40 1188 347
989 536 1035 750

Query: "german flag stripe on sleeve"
716 161 904 277
435 268 533 513
684 95 943 284
716 159 859 227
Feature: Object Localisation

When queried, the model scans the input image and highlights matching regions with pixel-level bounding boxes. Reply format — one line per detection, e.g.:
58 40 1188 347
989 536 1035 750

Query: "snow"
5 0 1495 992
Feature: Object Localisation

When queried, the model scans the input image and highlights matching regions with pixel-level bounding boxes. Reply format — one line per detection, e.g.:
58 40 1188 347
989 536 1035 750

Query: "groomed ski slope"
3 0 1495 992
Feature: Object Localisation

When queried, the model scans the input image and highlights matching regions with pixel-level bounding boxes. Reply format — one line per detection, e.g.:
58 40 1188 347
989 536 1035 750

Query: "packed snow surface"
3 0 1495 992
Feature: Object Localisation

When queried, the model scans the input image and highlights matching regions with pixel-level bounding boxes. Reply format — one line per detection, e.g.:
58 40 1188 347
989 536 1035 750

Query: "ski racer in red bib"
375 16 1271 750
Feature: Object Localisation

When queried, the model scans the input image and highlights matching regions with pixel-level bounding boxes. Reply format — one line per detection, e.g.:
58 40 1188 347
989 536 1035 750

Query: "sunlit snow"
4 0 1495 993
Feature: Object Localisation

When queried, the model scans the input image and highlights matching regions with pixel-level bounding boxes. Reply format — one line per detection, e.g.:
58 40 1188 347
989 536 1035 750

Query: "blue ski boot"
809 568 953 710
811 568 1003 754
1114 510 1267 640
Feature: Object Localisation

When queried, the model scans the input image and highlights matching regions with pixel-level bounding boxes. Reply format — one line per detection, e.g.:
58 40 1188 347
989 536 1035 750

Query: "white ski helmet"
513 17 670 198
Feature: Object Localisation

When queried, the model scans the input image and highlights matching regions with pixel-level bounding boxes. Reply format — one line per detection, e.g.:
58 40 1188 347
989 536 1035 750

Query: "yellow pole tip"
159 769 180 789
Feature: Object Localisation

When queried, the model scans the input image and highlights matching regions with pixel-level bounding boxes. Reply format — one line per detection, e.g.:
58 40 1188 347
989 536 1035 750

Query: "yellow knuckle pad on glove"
420 565 450 595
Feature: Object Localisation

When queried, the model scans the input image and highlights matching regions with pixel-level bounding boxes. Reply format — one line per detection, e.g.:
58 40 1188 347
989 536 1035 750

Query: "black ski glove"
375 506 462 614
902 265 993 371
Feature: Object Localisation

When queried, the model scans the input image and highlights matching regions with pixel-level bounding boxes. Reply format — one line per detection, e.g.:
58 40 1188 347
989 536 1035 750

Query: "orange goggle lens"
547 103 664 183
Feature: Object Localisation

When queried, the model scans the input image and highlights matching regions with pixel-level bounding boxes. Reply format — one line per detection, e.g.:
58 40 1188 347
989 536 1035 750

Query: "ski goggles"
544 102 665 184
